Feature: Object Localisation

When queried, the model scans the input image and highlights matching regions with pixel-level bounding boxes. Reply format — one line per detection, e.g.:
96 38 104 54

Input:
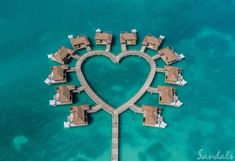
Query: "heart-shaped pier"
75 50 156 115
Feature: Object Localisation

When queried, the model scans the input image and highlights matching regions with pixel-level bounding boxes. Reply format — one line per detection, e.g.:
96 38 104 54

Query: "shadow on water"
72 92 78 103
87 111 94 124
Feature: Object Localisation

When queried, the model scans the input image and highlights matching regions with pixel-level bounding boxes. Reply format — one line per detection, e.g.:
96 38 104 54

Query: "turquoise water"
83 56 150 108
1 0 235 161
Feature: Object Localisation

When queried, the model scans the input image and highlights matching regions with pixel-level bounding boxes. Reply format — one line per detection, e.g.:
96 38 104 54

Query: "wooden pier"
88 104 102 113
112 114 119 161
147 87 159 94
70 54 80 60
75 50 157 161
86 46 92 52
130 104 143 113
155 67 165 73
152 54 161 60
106 44 111 51
67 67 76 72
73 86 85 93
140 46 146 52
121 44 127 52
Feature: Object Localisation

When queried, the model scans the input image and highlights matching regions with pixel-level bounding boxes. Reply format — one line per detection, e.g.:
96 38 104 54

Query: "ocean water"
0 0 235 161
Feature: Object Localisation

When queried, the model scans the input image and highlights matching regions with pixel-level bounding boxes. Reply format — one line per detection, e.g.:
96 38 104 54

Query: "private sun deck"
44 65 68 85
164 66 187 86
48 47 74 64
50 85 76 106
157 85 183 107
141 35 165 51
64 105 89 128
158 47 185 65
95 31 112 45
69 35 91 51
142 105 167 128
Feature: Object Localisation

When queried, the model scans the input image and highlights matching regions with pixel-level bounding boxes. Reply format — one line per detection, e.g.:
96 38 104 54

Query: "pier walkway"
152 54 161 60
88 104 102 113
147 87 159 94
130 104 143 113
106 44 111 52
67 67 76 72
121 44 127 52
86 46 92 52
155 68 165 73
112 114 119 161
71 54 80 60
75 50 156 115
140 46 146 52
73 86 85 93
75 50 157 161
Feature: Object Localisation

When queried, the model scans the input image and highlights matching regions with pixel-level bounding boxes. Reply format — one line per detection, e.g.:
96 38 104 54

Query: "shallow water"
0 0 235 161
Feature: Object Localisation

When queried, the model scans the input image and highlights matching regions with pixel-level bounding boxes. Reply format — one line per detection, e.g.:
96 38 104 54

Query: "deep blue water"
0 0 235 161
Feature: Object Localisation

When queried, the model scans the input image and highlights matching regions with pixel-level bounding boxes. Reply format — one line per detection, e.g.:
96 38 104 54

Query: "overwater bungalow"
142 105 167 128
95 31 112 45
164 66 187 86
48 47 74 64
50 85 76 106
44 65 68 85
120 32 137 45
68 35 91 51
158 47 185 65
157 85 183 107
142 35 165 51
64 105 89 128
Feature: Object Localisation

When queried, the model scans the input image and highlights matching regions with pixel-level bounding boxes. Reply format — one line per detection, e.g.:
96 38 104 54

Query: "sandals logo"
197 149 233 160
